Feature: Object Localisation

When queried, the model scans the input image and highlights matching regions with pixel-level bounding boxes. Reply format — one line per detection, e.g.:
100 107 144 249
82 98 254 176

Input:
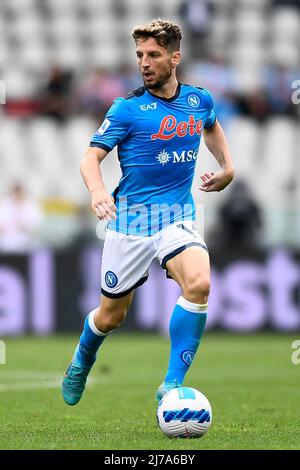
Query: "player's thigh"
166 245 210 294
101 229 153 297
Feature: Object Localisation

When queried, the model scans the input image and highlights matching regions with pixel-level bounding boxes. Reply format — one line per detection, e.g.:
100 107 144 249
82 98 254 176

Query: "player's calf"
94 305 127 333
62 294 133 406
62 308 110 406
93 292 133 333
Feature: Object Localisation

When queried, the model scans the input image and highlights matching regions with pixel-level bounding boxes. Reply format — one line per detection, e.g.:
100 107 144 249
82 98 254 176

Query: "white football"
156 387 212 438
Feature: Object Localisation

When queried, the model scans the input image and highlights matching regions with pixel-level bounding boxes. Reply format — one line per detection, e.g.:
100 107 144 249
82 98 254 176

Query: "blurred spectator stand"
0 183 43 253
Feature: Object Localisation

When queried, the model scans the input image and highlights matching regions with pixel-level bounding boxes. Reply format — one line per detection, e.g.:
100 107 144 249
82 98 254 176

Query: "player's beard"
142 63 173 90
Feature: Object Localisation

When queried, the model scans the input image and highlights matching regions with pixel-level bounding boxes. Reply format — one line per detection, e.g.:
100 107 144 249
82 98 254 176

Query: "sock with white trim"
74 309 109 368
164 296 207 385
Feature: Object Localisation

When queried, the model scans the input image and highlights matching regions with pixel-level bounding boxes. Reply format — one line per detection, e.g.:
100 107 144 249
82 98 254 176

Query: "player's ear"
172 51 181 68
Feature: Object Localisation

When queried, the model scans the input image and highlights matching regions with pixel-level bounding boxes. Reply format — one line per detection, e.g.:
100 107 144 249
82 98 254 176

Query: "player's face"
136 37 179 90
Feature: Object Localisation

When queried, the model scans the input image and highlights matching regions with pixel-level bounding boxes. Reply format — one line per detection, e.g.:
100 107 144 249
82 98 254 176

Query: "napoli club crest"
105 271 118 288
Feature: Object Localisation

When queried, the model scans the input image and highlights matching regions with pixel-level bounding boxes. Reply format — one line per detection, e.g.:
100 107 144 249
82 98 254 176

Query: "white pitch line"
0 370 62 379
0 380 62 392
0 370 96 392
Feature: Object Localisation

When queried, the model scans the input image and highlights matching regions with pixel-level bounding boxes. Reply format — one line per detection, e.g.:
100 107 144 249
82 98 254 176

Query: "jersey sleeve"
89 97 132 152
202 89 217 129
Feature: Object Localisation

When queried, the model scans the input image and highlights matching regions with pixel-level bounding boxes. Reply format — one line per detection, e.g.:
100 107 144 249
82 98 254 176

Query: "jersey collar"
146 83 181 102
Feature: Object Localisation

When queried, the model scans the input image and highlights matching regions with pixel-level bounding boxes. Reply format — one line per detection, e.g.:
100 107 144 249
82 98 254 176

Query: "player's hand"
91 188 117 221
199 170 234 192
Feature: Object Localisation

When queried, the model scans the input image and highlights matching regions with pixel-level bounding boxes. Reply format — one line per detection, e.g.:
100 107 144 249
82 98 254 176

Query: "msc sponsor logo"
140 102 157 111
173 149 198 163
151 115 203 140
163 408 211 423
156 150 171 165
156 149 198 165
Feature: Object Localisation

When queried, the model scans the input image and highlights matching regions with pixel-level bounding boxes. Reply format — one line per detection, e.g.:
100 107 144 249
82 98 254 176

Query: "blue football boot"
62 348 92 406
156 379 181 403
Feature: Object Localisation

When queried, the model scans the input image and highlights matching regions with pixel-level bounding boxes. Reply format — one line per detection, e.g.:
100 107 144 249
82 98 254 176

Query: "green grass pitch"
0 332 299 450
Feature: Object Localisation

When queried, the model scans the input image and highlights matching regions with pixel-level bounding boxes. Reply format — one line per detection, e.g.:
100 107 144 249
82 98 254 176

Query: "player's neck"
147 77 179 100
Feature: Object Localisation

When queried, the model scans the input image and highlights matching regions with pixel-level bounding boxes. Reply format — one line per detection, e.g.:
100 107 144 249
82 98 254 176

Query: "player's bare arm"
80 147 117 221
200 120 234 193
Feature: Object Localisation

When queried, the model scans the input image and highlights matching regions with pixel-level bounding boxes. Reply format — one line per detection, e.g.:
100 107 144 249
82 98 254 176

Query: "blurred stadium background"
0 0 300 336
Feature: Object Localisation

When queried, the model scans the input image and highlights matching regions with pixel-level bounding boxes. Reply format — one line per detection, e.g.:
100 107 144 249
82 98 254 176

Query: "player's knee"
99 313 125 332
95 305 128 333
101 317 123 332
184 276 210 304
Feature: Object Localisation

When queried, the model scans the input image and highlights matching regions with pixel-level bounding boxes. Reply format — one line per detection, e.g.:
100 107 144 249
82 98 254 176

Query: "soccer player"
62 19 234 406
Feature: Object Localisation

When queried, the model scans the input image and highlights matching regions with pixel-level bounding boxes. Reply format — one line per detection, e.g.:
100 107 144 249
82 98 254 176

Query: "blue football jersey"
90 83 216 236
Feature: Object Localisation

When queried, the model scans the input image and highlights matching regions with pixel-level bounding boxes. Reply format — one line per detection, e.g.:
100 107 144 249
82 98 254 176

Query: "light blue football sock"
164 296 207 385
74 309 109 368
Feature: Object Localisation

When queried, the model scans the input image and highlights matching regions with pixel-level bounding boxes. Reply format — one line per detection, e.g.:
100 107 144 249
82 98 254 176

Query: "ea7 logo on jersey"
98 119 111 135
140 102 157 111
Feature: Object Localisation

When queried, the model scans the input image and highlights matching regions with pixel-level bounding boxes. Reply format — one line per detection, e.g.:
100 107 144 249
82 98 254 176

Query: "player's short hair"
131 18 182 52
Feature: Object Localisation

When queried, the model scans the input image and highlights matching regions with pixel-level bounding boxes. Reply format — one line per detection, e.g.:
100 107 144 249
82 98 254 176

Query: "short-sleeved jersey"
90 83 216 236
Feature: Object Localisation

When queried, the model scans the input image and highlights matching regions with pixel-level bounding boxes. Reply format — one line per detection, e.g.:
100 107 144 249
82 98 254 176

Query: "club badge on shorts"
105 271 118 288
